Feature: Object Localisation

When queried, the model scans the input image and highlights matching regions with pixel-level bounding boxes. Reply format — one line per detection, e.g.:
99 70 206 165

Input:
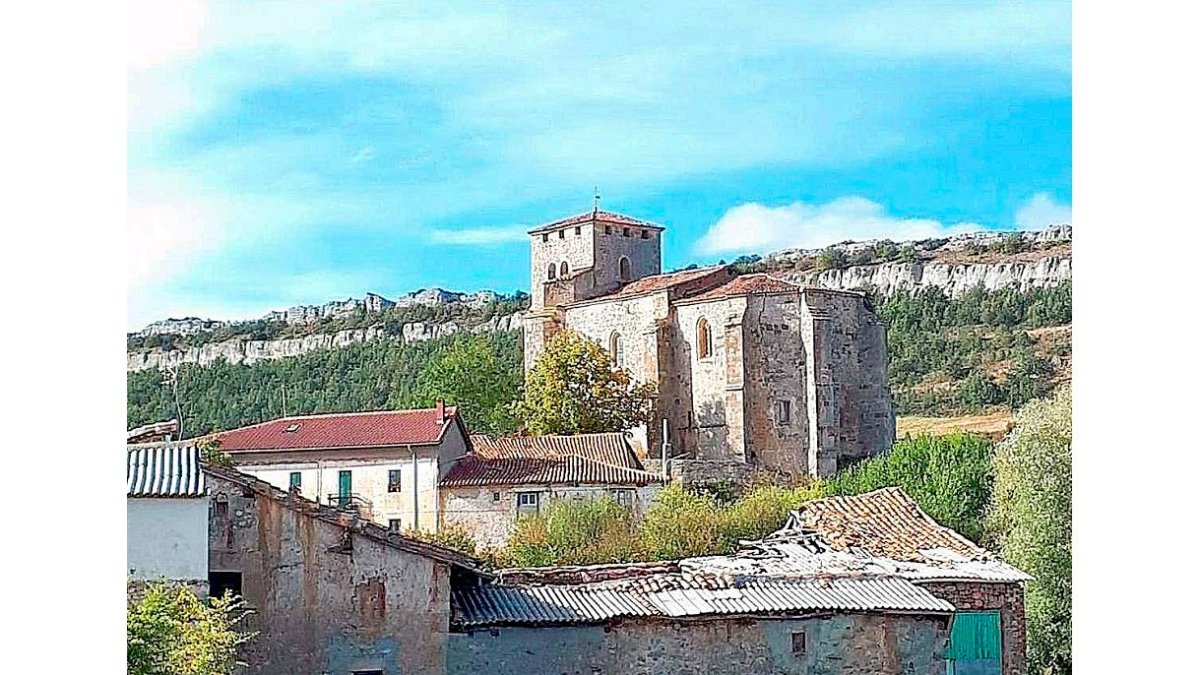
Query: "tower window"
623 227 630 237
560 261 569 277
641 230 649 239
618 256 632 282
776 400 793 426
609 332 623 367
547 263 557 280
605 225 612 234
575 226 581 235
558 229 565 239
542 233 548 242
697 317 713 359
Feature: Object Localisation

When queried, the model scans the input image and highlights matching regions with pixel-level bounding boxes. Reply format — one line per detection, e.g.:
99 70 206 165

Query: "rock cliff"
787 255 1072 297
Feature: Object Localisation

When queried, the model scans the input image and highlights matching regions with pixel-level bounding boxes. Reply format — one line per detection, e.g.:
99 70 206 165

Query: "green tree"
815 247 849 271
513 330 655 435
987 388 1071 674
406 334 522 434
127 583 253 675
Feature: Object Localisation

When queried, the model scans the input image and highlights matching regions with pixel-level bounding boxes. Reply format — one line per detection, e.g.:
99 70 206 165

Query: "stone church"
523 209 894 477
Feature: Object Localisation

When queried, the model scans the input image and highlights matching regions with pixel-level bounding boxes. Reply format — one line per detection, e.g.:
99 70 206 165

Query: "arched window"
697 317 713 359
547 263 557 280
560 261 569 277
609 332 623 367
618 256 632 282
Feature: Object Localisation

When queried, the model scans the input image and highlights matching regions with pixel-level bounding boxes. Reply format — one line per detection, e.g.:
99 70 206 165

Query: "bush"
404 524 478 557
815 247 849 271
717 482 827 549
637 484 726 559
503 497 639 567
128 582 253 675
987 388 1071 674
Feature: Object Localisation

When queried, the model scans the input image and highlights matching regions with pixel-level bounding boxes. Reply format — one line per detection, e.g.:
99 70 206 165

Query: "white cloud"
1015 192 1071 230
352 145 376 163
695 197 982 256
428 225 527 246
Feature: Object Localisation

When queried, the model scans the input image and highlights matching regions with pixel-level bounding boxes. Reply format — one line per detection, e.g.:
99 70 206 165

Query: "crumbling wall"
208 474 451 675
921 582 1026 675
447 613 950 675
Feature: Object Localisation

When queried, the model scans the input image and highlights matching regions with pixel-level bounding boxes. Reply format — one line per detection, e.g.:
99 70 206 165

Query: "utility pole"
161 364 184 440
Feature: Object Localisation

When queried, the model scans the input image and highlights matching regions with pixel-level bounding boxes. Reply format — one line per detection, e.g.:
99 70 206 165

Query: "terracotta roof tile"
606 265 733 300
683 273 802 302
790 487 990 562
217 408 458 453
527 210 664 234
441 433 664 488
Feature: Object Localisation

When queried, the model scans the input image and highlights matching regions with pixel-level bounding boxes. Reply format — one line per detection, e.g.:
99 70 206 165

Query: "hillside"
127 226 1072 436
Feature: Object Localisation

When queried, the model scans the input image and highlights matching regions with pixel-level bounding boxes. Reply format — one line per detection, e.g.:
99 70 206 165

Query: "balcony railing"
326 492 374 517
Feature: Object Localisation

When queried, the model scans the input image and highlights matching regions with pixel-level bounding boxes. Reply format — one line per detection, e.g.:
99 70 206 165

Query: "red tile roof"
682 273 802 302
607 265 734 299
527 210 665 234
790 487 990 562
440 433 664 488
217 408 459 453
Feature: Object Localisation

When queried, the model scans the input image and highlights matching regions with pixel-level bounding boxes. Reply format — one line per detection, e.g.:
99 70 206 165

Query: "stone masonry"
522 209 895 477
920 582 1027 675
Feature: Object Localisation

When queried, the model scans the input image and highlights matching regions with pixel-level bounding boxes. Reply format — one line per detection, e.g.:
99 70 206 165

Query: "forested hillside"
127 284 1071 437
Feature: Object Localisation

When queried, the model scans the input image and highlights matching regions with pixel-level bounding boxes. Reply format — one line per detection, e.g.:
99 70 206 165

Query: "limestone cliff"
787 255 1072 297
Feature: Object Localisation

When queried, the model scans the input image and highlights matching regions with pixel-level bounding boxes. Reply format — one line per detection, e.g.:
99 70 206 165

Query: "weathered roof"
452 573 952 627
441 434 662 488
128 419 179 444
202 461 489 575
217 407 460 453
527 210 665 235
607 265 733 300
680 273 802 303
127 442 206 498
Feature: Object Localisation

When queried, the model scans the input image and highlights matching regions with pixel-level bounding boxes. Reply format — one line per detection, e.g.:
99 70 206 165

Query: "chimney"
435 398 446 425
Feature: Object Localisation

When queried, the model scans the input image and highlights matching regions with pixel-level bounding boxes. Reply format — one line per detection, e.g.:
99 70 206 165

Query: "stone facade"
523 211 895 477
206 469 474 675
448 613 950 675
920 581 1027 675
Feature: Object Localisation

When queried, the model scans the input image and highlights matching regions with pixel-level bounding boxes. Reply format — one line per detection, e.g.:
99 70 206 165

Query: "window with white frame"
516 491 541 514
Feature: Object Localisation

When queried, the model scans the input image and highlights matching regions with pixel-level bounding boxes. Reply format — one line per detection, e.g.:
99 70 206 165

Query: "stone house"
216 403 469 533
126 441 209 592
438 433 665 548
745 487 1031 675
204 461 489 675
523 209 894 478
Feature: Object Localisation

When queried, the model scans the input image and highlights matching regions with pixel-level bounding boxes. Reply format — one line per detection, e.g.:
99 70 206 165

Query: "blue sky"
128 0 1071 330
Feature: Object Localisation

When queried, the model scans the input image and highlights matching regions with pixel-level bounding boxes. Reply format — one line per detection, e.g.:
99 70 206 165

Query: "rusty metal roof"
127 442 206 498
441 433 664 488
452 573 952 627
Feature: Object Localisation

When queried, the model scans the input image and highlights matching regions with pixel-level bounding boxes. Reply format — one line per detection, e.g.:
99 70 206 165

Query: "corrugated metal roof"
452 573 952 627
127 442 206 498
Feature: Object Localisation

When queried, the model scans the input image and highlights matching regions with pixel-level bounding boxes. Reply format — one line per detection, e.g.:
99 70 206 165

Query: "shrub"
815 247 849 271
717 482 827 549
637 484 725 559
128 582 253 675
503 496 639 567
404 524 478 557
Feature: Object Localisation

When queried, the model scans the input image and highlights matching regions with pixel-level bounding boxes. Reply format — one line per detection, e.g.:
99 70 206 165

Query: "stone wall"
531 223 596 309
447 613 950 675
592 221 662 296
920 582 1026 675
207 473 452 675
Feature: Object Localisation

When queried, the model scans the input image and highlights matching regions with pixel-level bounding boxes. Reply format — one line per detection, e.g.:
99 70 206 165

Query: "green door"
338 470 352 506
947 611 1002 675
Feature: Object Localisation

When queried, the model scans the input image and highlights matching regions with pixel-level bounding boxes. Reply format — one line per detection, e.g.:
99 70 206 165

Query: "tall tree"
514 329 655 435
405 334 522 435
987 388 1072 674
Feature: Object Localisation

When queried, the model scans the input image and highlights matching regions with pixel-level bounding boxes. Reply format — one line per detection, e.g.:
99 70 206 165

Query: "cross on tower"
593 186 601 214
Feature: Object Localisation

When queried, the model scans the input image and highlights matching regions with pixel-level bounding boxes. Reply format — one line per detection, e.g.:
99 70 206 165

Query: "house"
726 487 1031 675
449 555 957 674
215 402 469 533
523 209 894 479
204 461 489 675
126 441 208 593
439 433 665 548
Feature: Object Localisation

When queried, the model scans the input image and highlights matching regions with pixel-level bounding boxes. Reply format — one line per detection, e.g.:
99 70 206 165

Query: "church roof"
609 265 733 299
527 210 665 235
679 273 802 303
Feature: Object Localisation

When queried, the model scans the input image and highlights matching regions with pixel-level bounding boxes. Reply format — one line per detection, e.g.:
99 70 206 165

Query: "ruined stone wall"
530 223 596 309
447 613 950 675
921 582 1026 675
440 484 662 549
208 474 451 675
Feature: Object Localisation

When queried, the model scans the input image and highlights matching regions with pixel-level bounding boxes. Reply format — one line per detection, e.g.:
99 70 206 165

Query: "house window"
492 491 501 502
388 469 403 493
547 263 557 280
611 489 634 509
618 256 631 281
388 519 403 533
288 472 301 490
791 630 806 655
560 261 569 277
609 332 623 367
776 400 792 426
517 491 540 514
208 571 242 599
696 317 713 359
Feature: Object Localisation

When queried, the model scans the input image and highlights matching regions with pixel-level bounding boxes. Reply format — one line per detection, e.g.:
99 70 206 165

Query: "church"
522 208 895 477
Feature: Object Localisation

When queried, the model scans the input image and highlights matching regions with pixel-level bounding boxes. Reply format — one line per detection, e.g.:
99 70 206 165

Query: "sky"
128 0 1072 330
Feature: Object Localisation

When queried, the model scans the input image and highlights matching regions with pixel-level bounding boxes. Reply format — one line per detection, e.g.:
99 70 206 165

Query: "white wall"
127 498 209 583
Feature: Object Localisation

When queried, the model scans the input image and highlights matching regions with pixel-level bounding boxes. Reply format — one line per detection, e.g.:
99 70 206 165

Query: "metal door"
947 611 1002 675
